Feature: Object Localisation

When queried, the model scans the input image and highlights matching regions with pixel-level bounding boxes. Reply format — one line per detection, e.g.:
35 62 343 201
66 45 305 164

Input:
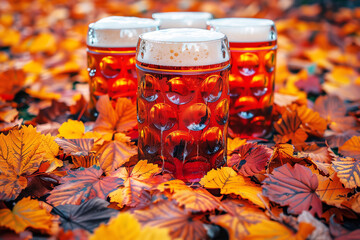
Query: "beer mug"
136 28 230 182
207 18 277 139
152 12 213 29
86 16 159 114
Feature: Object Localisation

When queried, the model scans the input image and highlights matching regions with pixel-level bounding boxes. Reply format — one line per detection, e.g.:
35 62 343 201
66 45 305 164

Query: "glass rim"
89 16 159 30
152 12 213 20
207 18 275 28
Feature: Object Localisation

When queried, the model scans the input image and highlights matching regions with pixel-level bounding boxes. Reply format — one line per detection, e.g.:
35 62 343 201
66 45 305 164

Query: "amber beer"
152 12 213 29
86 16 159 114
136 28 230 182
207 18 277 139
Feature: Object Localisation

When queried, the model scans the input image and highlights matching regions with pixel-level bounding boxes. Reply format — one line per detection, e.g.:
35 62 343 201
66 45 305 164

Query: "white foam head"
152 12 213 29
87 16 159 47
136 28 230 67
207 18 277 43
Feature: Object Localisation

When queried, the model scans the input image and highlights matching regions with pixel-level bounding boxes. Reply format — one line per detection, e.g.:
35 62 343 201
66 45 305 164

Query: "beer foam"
152 12 213 29
136 28 230 67
207 18 277 42
87 16 159 47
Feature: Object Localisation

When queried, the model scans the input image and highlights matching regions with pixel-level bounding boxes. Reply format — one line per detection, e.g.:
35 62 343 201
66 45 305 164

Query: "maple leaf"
94 95 137 134
263 163 322 216
0 197 54 234
339 136 360 159
172 188 222 212
244 220 315 240
200 167 266 208
98 133 137 174
316 169 352 207
227 142 272 176
91 212 171 240
53 198 119 231
274 111 308 144
210 200 268 239
47 165 123 206
0 125 45 200
134 200 207 240
109 160 163 208
332 157 360 189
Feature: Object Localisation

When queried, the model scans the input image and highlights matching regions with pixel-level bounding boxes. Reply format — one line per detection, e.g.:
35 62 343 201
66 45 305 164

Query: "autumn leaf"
53 198 119 231
332 157 360 189
0 197 54 234
339 136 360 159
244 220 315 240
297 144 336 163
298 211 331 240
294 105 327 137
325 129 360 148
315 169 352 207
57 119 86 139
263 163 322 216
109 160 163 208
347 192 360 214
91 212 171 240
274 111 308 144
94 96 137 134
98 133 137 174
210 200 268 239
55 138 94 156
172 188 222 212
0 68 25 101
42 133 62 172
157 179 190 193
0 125 45 200
227 137 247 155
134 200 207 240
227 142 272 176
47 165 123 206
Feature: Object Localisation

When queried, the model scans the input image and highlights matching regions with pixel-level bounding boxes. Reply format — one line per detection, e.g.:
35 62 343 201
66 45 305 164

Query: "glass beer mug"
86 16 159 114
136 28 230 182
152 12 213 29
208 18 277 139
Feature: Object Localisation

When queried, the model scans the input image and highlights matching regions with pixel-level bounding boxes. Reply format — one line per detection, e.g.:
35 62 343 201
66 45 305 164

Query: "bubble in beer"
265 51 276 72
200 75 223 103
166 77 195 105
215 99 229 125
149 103 177 131
165 130 195 160
92 77 108 95
139 127 160 155
237 53 259 76
100 56 121 78
200 127 223 154
140 74 160 102
250 74 268 97
183 103 211 131
137 99 146 123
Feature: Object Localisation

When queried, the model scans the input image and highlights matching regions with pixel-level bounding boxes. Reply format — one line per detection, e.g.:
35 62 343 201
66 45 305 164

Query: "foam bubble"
152 12 213 29
87 16 159 47
207 18 277 43
136 28 230 67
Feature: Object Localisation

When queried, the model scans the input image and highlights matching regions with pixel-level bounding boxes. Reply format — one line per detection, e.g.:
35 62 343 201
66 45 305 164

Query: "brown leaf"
339 136 360 159
274 111 308 144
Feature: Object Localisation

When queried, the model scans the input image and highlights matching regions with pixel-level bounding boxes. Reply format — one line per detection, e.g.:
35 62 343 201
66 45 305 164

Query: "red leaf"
262 163 322 216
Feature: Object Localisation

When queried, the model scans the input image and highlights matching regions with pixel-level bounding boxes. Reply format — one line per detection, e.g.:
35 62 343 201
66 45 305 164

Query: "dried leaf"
332 157 360 188
0 197 53 234
157 179 189 193
228 143 272 176
42 134 62 172
200 167 237 189
55 138 94 156
339 136 360 159
47 165 123 206
274 111 308 144
134 201 207 240
298 211 331 240
227 137 247 155
263 163 322 216
294 105 327 137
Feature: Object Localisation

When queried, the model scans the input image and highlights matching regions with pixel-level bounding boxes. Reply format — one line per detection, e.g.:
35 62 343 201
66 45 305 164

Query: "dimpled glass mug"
152 12 213 29
208 18 277 139
136 28 230 182
86 16 159 115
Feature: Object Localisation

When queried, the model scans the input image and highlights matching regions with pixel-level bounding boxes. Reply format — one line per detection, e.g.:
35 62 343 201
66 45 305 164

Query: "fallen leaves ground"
0 0 360 239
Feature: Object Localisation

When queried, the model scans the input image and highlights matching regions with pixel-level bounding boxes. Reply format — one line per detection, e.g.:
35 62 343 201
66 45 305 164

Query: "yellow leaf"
199 167 237 189
58 119 85 138
130 160 161 180
245 220 315 240
0 125 45 200
332 157 360 189
23 60 43 75
0 197 53 234
28 32 57 54
41 134 62 172
227 137 247 155
157 179 189 193
91 212 171 240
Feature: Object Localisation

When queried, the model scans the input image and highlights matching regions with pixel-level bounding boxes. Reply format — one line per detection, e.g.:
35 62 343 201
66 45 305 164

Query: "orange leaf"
172 188 222 212
0 197 54 234
157 179 189 193
294 105 327 137
274 111 308 144
339 136 360 159
0 68 26 101
332 157 360 189
134 201 207 240
227 137 247 155
297 144 336 163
